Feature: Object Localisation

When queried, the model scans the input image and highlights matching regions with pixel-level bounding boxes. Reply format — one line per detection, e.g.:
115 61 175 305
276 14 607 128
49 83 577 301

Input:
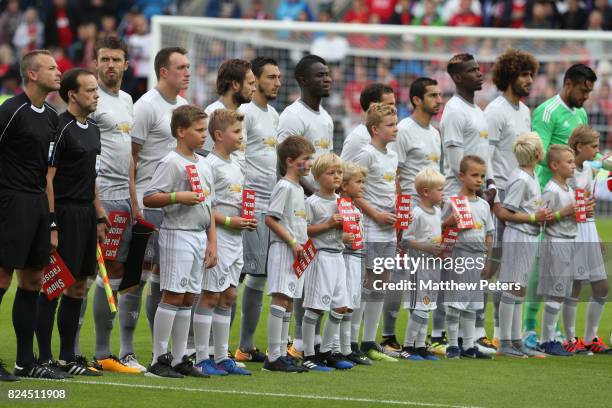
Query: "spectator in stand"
99 14 118 38
348 14 388 49
43 0 77 49
310 10 349 63
366 0 397 23
127 12 150 97
389 0 413 25
593 0 612 30
344 63 370 119
244 0 270 20
205 0 242 18
13 7 43 55
0 0 23 46
343 0 370 23
585 10 605 57
135 0 170 20
0 65 20 102
376 58 399 95
276 0 313 22
50 46 74 74
441 0 481 22
68 21 97 69
486 0 526 28
412 0 444 26
560 0 588 30
525 0 559 29
448 0 482 27
83 0 119 27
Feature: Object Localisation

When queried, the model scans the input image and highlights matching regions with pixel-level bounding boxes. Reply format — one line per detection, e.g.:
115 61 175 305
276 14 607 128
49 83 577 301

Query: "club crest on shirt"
264 137 277 148
229 184 242 193
479 130 488 139
201 188 211 198
383 172 395 182
294 209 306 218
314 139 330 149
535 198 544 207
116 122 132 134
423 296 431 305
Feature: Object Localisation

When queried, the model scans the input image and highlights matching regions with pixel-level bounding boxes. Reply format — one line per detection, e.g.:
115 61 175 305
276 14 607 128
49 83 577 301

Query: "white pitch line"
35 379 488 408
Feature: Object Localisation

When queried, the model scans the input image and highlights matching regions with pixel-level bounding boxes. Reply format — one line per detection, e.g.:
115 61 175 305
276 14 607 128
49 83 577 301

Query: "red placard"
185 164 205 201
293 239 317 278
337 197 363 250
575 189 587 223
42 253 76 300
242 189 256 219
440 227 460 259
396 194 412 230
450 196 474 229
102 211 130 261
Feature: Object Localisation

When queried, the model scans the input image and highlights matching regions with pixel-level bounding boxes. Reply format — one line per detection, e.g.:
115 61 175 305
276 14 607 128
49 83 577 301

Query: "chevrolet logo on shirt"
229 184 242 193
239 143 246 152
479 131 488 139
383 172 395 182
432 235 442 244
535 198 544 207
117 122 132 134
427 154 440 162
202 189 211 198
294 209 306 218
474 221 483 230
264 137 277 148
314 139 330 149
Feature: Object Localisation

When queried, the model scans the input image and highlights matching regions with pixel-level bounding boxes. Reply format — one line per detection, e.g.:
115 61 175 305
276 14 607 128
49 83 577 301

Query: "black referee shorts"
0 189 50 270
56 201 97 279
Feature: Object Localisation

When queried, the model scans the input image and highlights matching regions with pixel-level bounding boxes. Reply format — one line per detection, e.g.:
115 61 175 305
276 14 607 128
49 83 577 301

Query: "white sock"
541 300 562 343
416 322 428 348
350 304 363 344
562 297 578 339
266 305 285 362
321 311 343 353
446 307 460 347
212 306 232 363
153 303 177 362
499 293 515 341
461 310 476 349
302 309 319 357
280 311 292 357
171 307 192 366
340 312 352 355
362 291 384 343
585 296 606 341
193 306 213 363
512 299 524 341
404 310 428 348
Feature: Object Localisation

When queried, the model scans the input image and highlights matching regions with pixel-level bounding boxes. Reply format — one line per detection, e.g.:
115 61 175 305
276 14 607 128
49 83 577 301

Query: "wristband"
224 216 231 227
529 213 536 223
170 192 177 204
555 211 562 221
49 212 58 231
97 217 107 224
288 238 297 247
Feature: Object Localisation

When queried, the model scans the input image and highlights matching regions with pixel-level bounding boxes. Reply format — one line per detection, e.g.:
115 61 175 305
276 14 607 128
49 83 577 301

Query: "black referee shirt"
0 93 58 194
49 111 101 203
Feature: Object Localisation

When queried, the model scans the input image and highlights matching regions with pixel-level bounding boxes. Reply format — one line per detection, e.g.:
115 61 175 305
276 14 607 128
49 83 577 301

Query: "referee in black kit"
0 50 60 381
38 68 106 378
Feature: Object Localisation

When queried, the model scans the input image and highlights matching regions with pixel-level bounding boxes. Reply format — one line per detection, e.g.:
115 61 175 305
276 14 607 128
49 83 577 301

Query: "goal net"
150 16 612 203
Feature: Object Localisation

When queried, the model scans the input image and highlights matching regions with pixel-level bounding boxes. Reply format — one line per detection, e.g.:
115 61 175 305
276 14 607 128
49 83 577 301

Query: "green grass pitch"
2 220 612 407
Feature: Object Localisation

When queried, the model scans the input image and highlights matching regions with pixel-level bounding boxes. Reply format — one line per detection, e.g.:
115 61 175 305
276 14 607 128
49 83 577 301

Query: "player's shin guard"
541 300 562 343
445 307 461 348
13 287 39 367
585 296 606 341
193 306 213 363
267 305 285 362
93 278 118 360
280 311 292 357
476 292 487 339
321 311 343 353
146 274 162 336
404 309 428 348
302 309 319 357
562 297 578 340
212 306 231 363
341 312 353 355
461 310 476 349
361 289 384 345
118 281 145 359
239 275 265 351
57 295 83 363
153 303 177 362
382 287 401 337
171 307 191 366
35 293 58 362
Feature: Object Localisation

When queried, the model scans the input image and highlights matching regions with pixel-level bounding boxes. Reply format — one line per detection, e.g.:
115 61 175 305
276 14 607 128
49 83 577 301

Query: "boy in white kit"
441 155 494 360
263 136 314 373
353 103 400 362
496 133 551 358
400 168 445 361
536 144 578 356
143 105 216 378
196 109 255 376
565 126 609 354
302 153 353 372
339 163 372 366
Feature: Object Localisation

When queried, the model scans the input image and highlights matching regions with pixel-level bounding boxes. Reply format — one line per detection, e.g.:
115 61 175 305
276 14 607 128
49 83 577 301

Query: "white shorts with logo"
537 236 574 298
498 227 539 287
574 221 607 282
202 229 243 293
344 253 365 310
267 242 304 299
159 228 207 294
304 251 349 311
